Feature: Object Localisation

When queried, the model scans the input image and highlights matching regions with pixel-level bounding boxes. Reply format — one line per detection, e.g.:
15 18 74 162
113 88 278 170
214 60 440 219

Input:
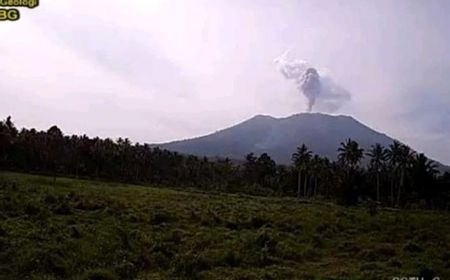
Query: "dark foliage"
0 116 448 209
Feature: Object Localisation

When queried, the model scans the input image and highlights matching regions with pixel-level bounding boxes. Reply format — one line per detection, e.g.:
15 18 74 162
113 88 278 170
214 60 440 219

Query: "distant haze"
0 0 449 164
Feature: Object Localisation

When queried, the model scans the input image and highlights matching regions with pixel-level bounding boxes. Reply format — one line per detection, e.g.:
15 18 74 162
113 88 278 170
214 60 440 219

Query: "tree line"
1 116 449 209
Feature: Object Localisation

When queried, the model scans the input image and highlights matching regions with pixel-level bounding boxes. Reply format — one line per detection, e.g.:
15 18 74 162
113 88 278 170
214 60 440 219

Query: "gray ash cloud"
275 50 350 112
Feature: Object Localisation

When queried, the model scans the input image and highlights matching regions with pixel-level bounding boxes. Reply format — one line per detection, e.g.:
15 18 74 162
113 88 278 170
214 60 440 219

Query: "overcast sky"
1 0 449 164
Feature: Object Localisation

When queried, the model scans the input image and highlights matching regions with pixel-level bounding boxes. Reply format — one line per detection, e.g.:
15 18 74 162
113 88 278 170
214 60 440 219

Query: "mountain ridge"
156 113 449 171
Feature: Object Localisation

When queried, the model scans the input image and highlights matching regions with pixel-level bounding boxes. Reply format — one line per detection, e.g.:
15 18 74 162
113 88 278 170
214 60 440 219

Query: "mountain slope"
158 113 396 164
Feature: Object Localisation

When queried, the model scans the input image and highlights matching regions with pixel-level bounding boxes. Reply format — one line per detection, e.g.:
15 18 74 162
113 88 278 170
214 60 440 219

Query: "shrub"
311 233 325 248
115 261 137 279
0 225 6 237
302 247 322 262
68 225 82 239
337 241 361 254
150 211 173 225
222 250 241 267
248 216 271 229
388 258 402 268
24 203 41 216
403 241 424 253
173 252 211 277
360 262 381 271
255 228 277 253
53 202 73 215
43 193 58 205
419 266 436 280
82 268 119 280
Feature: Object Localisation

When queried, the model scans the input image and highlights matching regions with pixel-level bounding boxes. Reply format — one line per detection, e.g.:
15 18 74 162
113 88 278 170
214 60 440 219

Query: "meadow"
0 172 449 279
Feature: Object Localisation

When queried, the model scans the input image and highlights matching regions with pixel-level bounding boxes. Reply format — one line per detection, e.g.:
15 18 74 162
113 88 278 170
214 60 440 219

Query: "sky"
1 0 449 164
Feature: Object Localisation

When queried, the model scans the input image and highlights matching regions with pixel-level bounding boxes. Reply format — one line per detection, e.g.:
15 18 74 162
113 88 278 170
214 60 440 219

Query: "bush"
115 261 137 279
311 233 325 248
0 225 6 237
360 262 381 271
222 250 241 267
403 241 424 253
24 203 41 216
419 266 436 280
20 250 69 278
43 193 58 205
68 225 82 239
53 202 73 215
82 268 119 280
255 228 277 253
247 216 271 229
150 210 173 225
173 252 211 277
337 241 361 254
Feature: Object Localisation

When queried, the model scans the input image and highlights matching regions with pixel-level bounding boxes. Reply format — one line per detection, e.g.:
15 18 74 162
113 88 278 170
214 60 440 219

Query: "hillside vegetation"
160 113 394 164
1 116 449 210
1 172 449 280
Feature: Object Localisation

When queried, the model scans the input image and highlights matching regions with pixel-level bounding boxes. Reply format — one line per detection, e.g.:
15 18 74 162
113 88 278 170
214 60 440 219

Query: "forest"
1 116 449 209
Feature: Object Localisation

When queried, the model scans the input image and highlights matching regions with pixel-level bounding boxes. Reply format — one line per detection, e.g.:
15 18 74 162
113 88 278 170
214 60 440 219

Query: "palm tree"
387 140 402 206
244 153 258 184
338 138 364 170
336 139 364 206
413 153 438 176
309 155 323 198
367 144 388 202
387 141 414 207
397 144 415 206
411 153 438 205
292 144 312 199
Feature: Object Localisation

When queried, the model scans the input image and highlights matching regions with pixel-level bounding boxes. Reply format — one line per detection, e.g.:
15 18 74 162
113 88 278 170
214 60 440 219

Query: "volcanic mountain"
157 113 447 170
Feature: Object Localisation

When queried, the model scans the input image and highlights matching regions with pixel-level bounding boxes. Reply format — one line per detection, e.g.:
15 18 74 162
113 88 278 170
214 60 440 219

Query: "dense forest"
1 116 449 209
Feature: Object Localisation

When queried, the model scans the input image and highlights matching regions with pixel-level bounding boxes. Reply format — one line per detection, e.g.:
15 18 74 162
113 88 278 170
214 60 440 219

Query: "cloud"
274 50 351 112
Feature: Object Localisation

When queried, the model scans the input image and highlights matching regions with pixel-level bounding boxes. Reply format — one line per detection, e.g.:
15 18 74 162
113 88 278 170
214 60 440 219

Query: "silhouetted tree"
338 138 364 170
337 139 364 205
367 144 388 202
292 144 312 198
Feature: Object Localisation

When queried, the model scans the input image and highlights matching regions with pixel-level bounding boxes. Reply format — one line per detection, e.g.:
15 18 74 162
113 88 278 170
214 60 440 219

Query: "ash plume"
274 50 351 112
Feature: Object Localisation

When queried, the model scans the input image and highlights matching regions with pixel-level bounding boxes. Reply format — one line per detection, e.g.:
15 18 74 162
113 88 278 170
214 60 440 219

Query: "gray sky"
1 0 449 164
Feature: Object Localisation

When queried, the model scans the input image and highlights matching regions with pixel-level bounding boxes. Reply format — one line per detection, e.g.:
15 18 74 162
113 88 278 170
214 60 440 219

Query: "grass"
0 171 449 279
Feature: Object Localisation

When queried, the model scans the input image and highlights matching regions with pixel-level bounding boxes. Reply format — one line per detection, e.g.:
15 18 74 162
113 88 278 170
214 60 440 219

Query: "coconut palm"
413 153 438 177
411 153 438 204
337 138 364 170
387 141 415 207
387 140 402 206
309 155 324 198
367 144 388 202
292 144 312 198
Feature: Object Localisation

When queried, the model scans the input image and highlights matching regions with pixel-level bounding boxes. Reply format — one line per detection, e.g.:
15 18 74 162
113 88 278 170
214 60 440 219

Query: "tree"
46 125 64 184
0 116 18 167
411 153 438 206
338 139 364 170
366 144 388 202
291 144 312 198
387 141 414 207
337 139 364 205
309 155 324 198
5 116 18 137
1 115 449 209
255 153 277 188
244 152 258 184
387 140 402 206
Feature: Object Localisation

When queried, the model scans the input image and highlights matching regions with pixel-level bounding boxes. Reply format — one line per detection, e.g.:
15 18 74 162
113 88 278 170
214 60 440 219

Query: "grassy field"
0 172 449 280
